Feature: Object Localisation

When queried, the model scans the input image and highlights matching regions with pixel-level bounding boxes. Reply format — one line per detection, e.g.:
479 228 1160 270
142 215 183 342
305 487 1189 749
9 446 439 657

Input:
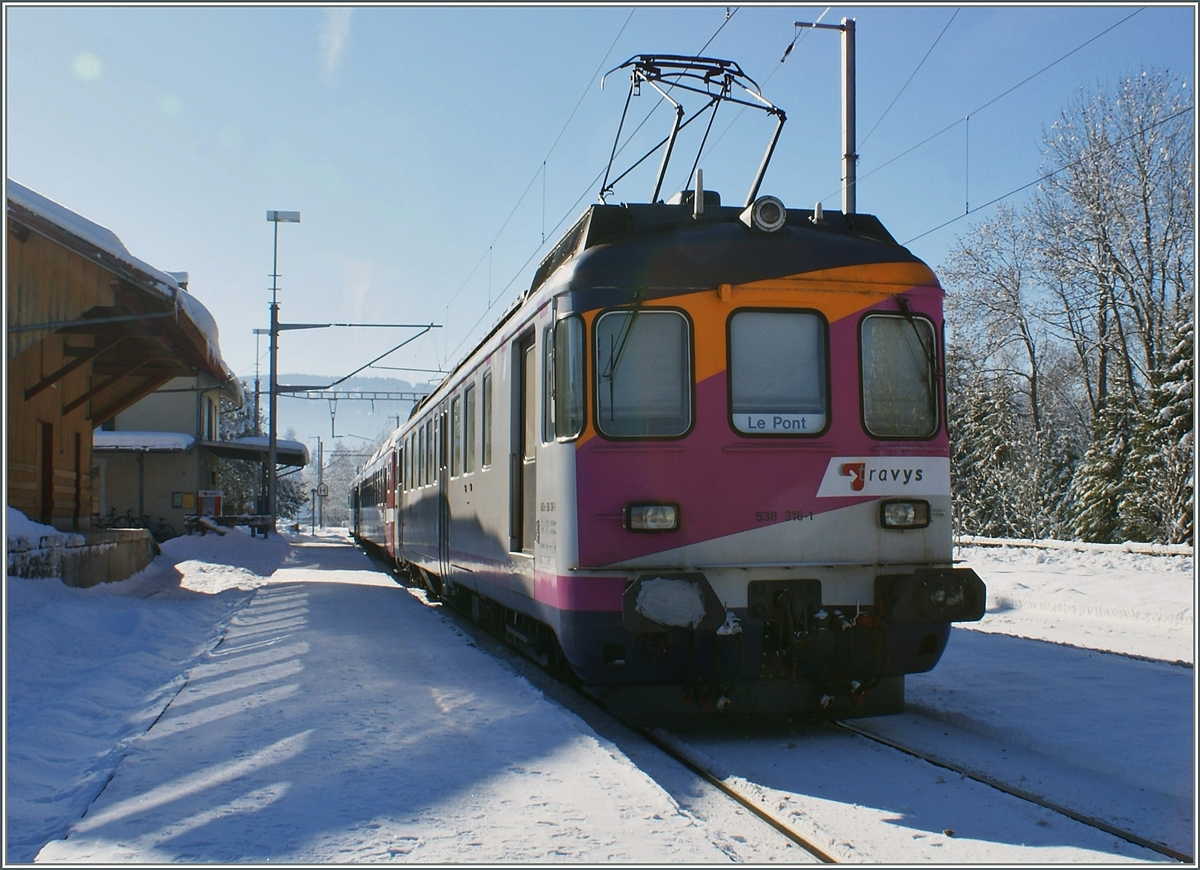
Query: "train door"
437 410 451 583
513 333 537 553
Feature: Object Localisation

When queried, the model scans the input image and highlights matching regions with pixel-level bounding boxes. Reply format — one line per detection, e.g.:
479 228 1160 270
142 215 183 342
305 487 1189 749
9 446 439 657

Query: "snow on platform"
9 529 730 864
6 529 1194 863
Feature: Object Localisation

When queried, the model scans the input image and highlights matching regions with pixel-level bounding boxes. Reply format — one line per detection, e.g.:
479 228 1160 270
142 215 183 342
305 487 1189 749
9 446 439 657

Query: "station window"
464 382 477 473
729 310 828 436
861 312 939 438
594 308 692 438
554 315 585 439
482 371 493 467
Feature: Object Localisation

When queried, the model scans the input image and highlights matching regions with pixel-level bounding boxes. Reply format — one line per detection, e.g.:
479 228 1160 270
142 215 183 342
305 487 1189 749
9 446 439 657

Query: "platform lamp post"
266 209 300 533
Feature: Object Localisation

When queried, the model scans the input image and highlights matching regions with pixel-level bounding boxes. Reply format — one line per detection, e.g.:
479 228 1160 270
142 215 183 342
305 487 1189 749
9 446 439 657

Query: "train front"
546 194 985 719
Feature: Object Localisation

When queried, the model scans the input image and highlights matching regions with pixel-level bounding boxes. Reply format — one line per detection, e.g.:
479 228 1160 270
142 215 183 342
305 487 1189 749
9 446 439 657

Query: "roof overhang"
7 180 243 412
197 437 309 469
93 432 306 469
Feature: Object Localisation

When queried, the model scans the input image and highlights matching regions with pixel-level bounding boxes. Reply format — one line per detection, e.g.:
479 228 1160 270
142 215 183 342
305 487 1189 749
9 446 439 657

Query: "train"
351 56 985 719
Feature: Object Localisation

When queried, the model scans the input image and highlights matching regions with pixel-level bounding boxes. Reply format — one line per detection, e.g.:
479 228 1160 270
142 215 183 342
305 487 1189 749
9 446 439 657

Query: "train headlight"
880 500 930 529
626 503 680 532
740 195 787 232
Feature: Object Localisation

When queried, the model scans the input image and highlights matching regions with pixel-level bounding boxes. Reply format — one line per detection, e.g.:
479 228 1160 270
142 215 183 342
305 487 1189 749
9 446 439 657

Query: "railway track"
638 718 1191 864
833 719 1193 864
632 725 839 862
371 547 1187 863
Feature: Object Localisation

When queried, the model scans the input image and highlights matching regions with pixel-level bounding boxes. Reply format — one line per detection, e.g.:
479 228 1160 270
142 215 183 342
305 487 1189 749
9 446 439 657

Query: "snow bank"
4 528 287 863
956 542 1194 664
6 506 84 550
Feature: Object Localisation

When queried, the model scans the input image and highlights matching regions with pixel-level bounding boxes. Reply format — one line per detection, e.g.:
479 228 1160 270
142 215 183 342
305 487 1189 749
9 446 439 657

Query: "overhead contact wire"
903 102 1194 245
835 7 1145 201
445 9 743 364
435 8 636 366
859 8 959 148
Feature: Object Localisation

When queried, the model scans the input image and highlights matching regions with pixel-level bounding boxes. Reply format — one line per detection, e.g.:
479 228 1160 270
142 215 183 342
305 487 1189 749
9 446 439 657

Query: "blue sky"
6 4 1195 397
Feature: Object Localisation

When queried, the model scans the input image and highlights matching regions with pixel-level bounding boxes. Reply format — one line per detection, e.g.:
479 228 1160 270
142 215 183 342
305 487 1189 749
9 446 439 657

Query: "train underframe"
359 535 984 722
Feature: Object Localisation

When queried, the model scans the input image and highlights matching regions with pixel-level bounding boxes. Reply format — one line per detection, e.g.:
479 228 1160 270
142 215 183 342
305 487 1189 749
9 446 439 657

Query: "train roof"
527 194 915 297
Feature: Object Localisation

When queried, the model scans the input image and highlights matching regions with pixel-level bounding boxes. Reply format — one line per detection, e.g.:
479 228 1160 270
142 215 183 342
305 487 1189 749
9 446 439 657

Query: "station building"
7 179 314 585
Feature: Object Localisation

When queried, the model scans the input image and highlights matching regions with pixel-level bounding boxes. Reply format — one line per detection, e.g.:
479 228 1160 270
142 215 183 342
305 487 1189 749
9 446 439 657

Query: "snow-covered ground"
4 520 1195 863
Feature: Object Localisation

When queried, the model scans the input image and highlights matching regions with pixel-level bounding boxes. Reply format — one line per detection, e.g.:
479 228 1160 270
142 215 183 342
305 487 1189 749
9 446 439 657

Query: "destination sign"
736 413 826 434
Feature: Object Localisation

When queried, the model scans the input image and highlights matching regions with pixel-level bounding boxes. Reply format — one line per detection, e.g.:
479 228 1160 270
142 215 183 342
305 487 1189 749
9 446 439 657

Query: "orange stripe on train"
573 261 938 448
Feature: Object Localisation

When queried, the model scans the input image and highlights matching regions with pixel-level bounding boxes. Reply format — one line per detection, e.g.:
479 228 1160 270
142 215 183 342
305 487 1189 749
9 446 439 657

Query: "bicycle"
113 509 137 529
144 516 177 543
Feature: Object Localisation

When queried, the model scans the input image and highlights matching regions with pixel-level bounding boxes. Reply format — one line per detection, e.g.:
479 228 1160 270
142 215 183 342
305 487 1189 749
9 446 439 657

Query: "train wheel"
389 562 410 586
412 566 441 600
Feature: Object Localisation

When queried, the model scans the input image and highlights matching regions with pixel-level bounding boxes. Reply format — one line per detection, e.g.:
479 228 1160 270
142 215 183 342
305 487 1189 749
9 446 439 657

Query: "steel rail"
631 725 840 863
359 543 840 862
833 720 1192 864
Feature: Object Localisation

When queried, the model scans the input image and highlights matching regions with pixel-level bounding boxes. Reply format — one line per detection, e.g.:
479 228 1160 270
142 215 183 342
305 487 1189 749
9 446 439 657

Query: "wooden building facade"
6 179 239 530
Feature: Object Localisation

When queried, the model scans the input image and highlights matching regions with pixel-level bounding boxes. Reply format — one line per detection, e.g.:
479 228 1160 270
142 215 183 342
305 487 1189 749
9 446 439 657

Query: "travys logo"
841 462 867 491
817 457 950 497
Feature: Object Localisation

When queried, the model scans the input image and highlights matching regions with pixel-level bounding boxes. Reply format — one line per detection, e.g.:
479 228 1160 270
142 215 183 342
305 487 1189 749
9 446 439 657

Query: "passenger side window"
543 326 555 444
594 308 691 438
555 315 585 439
420 425 428 486
861 313 939 438
482 371 493 467
451 396 462 477
433 416 441 482
464 382 477 473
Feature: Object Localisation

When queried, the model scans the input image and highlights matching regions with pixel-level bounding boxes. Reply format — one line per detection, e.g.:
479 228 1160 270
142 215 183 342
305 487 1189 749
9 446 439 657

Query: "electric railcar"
351 56 985 719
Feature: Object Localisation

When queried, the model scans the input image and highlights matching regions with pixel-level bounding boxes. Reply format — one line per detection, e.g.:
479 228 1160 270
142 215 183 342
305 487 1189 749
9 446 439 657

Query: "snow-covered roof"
6 179 240 402
93 431 197 452
199 435 310 468
226 435 311 464
91 431 308 467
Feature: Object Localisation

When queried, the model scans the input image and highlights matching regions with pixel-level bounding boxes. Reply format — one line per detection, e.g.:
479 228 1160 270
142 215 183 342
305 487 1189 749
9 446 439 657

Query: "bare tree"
944 204 1046 430
1031 68 1194 414
942 68 1193 543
